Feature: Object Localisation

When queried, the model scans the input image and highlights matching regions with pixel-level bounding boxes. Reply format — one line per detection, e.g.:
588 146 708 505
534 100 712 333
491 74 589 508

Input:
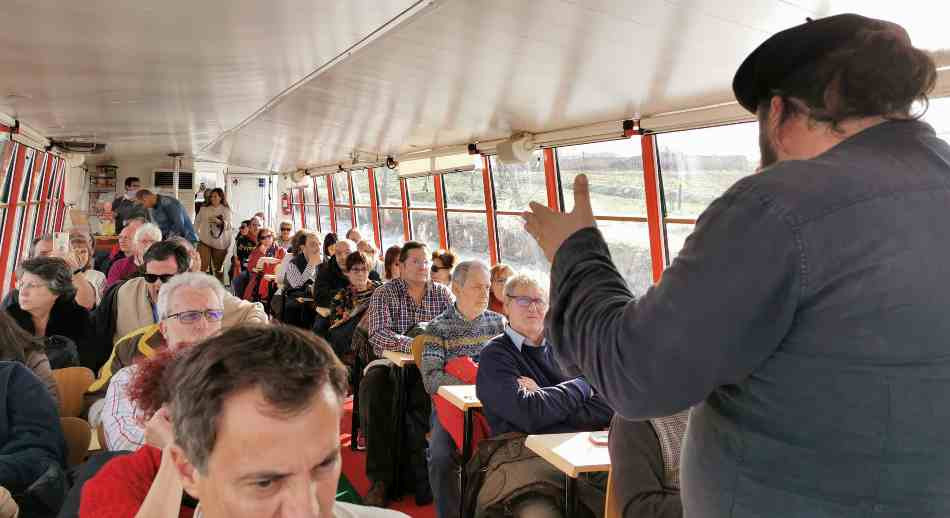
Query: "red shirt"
80 445 195 518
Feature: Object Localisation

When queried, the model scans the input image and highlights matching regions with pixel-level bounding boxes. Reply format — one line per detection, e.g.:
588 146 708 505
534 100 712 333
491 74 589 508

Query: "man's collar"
505 325 546 352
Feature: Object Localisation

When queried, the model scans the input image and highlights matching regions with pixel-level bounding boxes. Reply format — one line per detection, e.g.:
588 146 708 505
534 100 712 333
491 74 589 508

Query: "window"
304 205 317 230
496 214 548 280
351 170 371 204
319 209 333 236
656 123 759 220
597 220 654 295
335 207 353 234
447 212 490 263
558 139 645 216
922 96 950 141
375 167 402 207
410 211 439 249
491 153 545 212
332 173 350 206
355 207 375 244
380 208 404 252
442 170 486 210
664 223 694 263
406 176 436 208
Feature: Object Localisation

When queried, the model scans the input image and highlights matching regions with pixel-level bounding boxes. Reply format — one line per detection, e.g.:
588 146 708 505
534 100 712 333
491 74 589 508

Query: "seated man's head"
157 273 225 352
135 189 158 208
356 240 377 267
451 260 491 318
398 241 430 285
167 236 202 272
344 228 361 243
167 325 347 517
333 239 355 267
143 241 191 303
134 223 163 263
119 218 147 255
30 235 55 258
503 275 549 342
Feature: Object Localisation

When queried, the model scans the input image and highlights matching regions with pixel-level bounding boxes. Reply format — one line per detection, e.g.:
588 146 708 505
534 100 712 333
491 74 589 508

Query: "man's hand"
0 486 17 518
523 174 596 262
517 376 540 393
144 406 174 450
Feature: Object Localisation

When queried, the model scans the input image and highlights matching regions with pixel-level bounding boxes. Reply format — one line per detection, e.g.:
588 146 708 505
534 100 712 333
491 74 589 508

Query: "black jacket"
314 258 348 308
6 293 96 370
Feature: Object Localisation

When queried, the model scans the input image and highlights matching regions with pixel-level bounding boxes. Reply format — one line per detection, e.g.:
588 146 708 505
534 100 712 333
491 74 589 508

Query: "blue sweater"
476 330 612 436
0 361 65 492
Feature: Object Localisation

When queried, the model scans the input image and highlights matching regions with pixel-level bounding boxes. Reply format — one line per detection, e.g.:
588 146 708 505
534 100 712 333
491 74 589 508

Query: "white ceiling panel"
209 0 950 172
0 0 423 163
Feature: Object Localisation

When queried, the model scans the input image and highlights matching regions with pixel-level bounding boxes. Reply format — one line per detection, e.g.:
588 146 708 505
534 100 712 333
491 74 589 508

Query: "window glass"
496 214 549 280
303 183 315 205
335 208 352 234
558 139 646 216
380 208 405 252
596 220 653 296
355 207 375 244
410 211 439 249
442 170 486 210
304 205 317 231
664 223 695 265
407 176 436 208
352 170 372 204
332 173 350 206
318 209 332 237
447 212 490 264
375 168 402 207
656 123 759 219
491 153 546 212
922 96 950 141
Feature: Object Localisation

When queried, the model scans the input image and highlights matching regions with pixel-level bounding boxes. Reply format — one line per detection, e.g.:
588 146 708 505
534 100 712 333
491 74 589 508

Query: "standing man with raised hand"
524 14 950 517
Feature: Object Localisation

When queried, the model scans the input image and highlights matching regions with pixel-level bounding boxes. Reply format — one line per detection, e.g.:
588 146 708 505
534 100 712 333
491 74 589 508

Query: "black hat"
732 13 885 113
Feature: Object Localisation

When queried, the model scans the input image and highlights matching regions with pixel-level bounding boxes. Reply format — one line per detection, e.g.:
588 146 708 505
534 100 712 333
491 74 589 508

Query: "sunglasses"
165 309 225 324
280 227 292 232
144 273 175 284
260 234 274 239
431 265 452 273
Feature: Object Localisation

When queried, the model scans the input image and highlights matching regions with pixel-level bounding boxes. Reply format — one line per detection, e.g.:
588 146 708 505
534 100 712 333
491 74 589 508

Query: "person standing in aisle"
194 188 233 284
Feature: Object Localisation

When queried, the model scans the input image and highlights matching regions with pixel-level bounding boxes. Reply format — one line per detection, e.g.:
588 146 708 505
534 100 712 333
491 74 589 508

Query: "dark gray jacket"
548 120 950 517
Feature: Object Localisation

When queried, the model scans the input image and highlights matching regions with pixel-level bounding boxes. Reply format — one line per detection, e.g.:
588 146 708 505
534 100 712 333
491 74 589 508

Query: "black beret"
732 13 885 113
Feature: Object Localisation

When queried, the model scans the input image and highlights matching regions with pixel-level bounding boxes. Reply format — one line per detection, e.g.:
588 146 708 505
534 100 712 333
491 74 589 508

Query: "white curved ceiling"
2 0 948 172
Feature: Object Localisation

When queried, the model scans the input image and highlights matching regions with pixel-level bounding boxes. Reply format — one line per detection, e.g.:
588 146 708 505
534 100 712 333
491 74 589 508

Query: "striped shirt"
102 364 145 451
420 305 505 394
367 278 453 356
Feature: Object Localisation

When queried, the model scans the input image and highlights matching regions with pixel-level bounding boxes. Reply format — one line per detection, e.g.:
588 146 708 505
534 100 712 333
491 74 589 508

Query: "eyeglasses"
492 277 509 285
165 309 224 324
19 281 49 291
280 227 292 232
507 295 548 309
405 258 431 268
431 265 452 273
144 273 175 284
260 234 274 239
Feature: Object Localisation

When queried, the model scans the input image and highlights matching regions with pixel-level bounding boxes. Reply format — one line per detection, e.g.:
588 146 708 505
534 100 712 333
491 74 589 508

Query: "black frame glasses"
144 273 175 284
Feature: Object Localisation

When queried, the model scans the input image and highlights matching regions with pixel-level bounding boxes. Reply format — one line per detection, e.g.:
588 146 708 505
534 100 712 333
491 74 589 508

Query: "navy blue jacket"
476 332 612 436
0 361 65 492
548 120 950 517
151 194 197 242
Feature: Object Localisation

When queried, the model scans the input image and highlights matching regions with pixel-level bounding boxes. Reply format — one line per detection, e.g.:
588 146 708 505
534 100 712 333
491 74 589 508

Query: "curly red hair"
127 348 180 422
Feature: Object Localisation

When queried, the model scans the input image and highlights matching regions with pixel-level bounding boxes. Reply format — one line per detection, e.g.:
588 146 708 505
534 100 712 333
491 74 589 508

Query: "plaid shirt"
368 278 453 356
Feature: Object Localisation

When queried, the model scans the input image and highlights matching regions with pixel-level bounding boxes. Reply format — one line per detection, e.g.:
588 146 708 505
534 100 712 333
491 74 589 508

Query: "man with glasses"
101 272 226 451
363 241 453 508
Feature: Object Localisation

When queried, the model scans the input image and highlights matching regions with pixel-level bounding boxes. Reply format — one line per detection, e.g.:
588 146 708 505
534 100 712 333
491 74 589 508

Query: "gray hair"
134 223 162 245
335 238 356 253
504 273 549 299
156 272 227 320
451 260 490 288
18 257 75 299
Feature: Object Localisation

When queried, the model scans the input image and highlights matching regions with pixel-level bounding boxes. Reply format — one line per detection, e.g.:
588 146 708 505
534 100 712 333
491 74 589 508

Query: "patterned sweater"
420 305 505 395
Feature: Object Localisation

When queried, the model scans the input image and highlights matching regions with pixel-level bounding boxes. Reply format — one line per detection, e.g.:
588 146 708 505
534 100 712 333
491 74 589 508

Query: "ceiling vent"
153 170 194 190
50 139 107 154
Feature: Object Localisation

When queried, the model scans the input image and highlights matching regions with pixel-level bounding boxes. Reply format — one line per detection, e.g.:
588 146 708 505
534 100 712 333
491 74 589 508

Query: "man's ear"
451 281 462 299
169 444 202 499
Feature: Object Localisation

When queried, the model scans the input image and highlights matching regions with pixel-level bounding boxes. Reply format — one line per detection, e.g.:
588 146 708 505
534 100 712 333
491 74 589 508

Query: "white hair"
156 272 227 319
451 260 490 288
503 273 549 299
336 238 357 253
134 222 162 244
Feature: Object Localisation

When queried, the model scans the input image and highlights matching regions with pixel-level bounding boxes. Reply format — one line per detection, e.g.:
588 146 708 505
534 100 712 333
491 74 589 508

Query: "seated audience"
430 249 457 285
0 311 58 403
230 218 259 297
80 325 408 518
242 227 286 302
322 232 338 264
325 251 382 356
0 361 66 516
101 272 225 451
314 238 355 307
6 257 94 368
71 232 106 304
419 260 504 517
383 245 401 281
98 216 146 277
362 241 453 507
96 240 265 357
276 220 294 250
357 240 384 282
488 263 514 315
107 222 161 288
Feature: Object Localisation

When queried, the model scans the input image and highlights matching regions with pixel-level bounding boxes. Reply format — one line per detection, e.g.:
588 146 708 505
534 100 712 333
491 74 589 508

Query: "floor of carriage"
340 397 436 518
